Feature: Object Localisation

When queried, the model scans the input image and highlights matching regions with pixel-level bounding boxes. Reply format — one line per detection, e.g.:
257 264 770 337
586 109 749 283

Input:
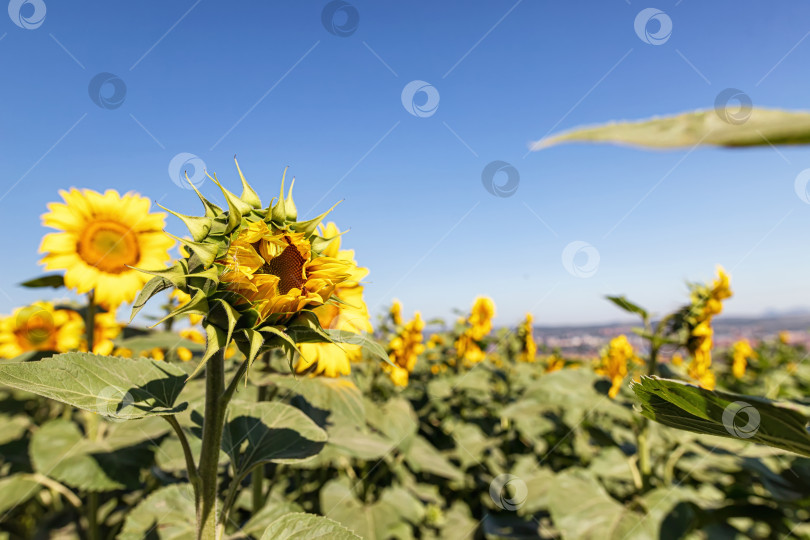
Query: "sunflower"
218 221 353 323
39 189 175 308
87 311 121 355
294 222 371 377
0 302 83 358
595 335 638 398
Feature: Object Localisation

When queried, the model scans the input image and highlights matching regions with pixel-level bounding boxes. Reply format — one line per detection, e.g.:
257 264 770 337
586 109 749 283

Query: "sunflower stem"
197 348 226 540
85 290 96 353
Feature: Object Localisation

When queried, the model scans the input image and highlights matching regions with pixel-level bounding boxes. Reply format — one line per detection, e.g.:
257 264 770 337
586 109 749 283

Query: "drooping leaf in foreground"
533 108 810 150
0 353 188 419
118 483 195 540
632 376 810 457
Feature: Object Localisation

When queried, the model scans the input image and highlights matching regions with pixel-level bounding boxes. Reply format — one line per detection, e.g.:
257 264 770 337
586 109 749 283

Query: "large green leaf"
118 483 195 540
258 374 365 425
260 512 362 540
320 479 409 540
222 400 327 480
547 470 654 539
30 419 156 492
534 108 810 150
0 353 188 419
632 376 810 457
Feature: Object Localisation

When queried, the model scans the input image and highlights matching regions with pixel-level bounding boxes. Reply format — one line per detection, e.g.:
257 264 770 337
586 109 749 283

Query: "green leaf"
534 107 810 150
605 295 648 320
30 420 156 492
260 512 362 540
159 204 213 242
632 376 810 457
547 469 654 539
258 374 366 425
241 498 303 538
116 332 204 355
324 329 394 368
130 275 174 321
405 435 464 482
0 475 40 514
222 400 327 480
118 483 195 540
0 353 188 419
19 274 64 289
320 479 407 540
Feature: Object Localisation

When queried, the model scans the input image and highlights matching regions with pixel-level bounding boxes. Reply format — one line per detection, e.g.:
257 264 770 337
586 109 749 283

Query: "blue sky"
2 1 810 326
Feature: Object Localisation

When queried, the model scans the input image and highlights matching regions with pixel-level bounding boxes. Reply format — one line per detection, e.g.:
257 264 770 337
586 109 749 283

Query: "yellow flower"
176 327 206 362
139 348 165 361
294 222 371 378
731 339 755 379
386 311 425 385
545 354 564 373
468 296 495 340
87 311 121 355
518 313 537 363
218 222 352 323
0 302 83 358
779 331 790 345
427 334 445 348
389 365 410 387
390 299 403 326
39 189 174 308
671 353 684 366
596 335 637 398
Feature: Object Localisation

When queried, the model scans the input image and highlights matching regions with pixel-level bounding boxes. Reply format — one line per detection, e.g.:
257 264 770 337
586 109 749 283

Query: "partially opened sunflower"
39 189 174 308
134 160 365 370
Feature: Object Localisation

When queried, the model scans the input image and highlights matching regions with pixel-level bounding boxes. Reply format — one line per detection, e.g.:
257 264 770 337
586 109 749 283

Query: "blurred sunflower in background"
293 222 372 378
454 296 496 366
386 310 425 386
39 189 174 308
0 302 83 358
596 334 639 398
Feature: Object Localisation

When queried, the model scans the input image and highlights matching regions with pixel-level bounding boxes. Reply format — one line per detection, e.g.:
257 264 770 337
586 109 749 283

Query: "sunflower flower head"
595 334 637 398
133 161 364 374
730 339 755 379
0 302 84 358
390 299 403 326
39 189 175 309
385 310 425 386
517 313 537 363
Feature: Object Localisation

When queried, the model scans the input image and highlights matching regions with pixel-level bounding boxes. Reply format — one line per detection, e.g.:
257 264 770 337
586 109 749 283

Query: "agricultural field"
5 2 810 540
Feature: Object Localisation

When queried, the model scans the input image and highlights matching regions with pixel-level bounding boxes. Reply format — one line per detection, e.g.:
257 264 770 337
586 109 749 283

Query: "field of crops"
0 155 809 540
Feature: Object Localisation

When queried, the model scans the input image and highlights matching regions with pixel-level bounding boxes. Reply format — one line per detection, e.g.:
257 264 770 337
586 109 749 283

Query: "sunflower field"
4 112 810 540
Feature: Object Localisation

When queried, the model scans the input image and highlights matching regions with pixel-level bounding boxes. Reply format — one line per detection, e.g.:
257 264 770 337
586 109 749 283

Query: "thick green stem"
86 492 99 540
252 385 269 513
197 350 226 540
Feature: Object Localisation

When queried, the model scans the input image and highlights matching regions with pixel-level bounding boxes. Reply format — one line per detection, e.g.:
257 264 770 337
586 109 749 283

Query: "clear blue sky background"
2 0 810 326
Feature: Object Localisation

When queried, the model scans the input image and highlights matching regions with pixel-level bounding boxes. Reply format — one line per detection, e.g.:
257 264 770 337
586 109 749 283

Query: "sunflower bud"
132 159 354 375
